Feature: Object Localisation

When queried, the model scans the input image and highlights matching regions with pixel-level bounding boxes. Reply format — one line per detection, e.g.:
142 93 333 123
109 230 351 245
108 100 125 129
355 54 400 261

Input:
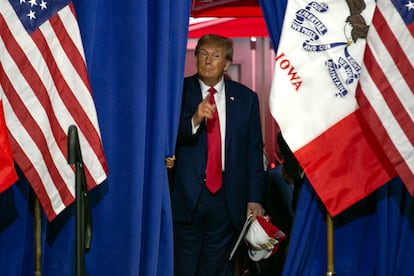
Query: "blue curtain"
282 177 414 275
0 1 191 275
258 0 287 52
260 1 414 274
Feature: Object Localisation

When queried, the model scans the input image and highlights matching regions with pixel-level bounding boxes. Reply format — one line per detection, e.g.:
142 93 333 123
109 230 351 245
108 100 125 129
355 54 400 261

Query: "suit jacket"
171 74 265 230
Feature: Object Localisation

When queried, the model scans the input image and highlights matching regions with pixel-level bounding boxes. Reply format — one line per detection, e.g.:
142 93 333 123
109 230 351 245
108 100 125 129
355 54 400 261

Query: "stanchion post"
68 125 87 276
326 213 336 276
34 197 42 276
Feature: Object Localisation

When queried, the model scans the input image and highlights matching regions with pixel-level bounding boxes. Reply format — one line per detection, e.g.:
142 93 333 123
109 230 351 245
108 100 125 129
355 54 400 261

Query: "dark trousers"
173 184 236 276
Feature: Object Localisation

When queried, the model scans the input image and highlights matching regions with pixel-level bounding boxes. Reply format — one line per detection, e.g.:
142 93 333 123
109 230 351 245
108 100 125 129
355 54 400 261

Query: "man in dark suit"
170 34 265 276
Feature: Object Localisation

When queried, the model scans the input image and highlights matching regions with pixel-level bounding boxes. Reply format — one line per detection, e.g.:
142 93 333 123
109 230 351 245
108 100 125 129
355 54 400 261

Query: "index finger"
203 93 211 103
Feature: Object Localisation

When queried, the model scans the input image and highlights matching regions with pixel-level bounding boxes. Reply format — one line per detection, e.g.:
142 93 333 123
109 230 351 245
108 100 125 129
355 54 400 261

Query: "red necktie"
206 87 222 193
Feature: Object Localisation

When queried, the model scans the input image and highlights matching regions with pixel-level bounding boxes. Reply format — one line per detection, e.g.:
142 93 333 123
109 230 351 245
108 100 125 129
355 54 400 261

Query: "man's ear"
224 60 232 72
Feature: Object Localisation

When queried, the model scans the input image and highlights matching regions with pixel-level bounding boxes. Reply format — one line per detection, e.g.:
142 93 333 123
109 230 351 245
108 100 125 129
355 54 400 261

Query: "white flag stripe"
367 27 414 122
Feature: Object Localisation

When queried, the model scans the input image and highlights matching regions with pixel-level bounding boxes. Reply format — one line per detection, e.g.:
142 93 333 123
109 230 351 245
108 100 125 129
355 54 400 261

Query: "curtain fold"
0 1 191 275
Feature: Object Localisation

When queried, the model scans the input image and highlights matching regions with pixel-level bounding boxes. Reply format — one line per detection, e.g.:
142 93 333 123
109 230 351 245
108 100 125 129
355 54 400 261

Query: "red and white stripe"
357 0 414 194
0 2 108 220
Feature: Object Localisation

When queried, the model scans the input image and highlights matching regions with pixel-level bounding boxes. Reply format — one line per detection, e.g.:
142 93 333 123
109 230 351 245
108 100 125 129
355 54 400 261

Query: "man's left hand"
246 202 265 220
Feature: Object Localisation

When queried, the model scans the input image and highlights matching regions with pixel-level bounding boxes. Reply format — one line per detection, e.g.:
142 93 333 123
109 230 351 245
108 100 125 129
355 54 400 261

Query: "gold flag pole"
326 213 335 276
34 197 42 276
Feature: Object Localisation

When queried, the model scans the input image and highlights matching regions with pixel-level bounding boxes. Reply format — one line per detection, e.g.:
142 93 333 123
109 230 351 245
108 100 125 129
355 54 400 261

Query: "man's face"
196 43 231 86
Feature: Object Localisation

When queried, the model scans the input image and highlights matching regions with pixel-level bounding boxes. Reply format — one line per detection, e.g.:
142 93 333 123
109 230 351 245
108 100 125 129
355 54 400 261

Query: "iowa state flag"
0 97 17 192
269 0 396 216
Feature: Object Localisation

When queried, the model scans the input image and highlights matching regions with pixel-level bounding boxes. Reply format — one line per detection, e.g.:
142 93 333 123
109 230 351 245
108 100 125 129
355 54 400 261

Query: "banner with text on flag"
269 0 397 216
0 0 108 221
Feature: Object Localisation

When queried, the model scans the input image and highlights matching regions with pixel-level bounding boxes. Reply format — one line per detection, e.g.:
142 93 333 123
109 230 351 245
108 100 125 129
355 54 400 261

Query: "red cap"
244 216 286 261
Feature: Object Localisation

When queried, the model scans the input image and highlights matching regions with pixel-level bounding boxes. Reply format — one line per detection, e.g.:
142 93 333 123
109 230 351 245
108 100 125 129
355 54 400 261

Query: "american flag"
356 0 414 195
0 0 108 220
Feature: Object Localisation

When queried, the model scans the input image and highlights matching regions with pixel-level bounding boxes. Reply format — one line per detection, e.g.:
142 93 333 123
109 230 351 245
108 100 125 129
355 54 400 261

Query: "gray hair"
194 34 233 62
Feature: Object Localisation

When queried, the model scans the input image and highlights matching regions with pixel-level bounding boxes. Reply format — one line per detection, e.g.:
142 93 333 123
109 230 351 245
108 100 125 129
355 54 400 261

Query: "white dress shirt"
192 77 226 171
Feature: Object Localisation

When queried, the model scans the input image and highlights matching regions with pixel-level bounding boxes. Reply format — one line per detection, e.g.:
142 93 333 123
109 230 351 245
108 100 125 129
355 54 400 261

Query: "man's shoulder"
184 74 198 82
225 79 257 97
183 74 199 88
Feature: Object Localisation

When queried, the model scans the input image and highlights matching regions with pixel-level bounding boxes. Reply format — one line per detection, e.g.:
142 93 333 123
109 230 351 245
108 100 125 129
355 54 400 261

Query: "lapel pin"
230 96 235 101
